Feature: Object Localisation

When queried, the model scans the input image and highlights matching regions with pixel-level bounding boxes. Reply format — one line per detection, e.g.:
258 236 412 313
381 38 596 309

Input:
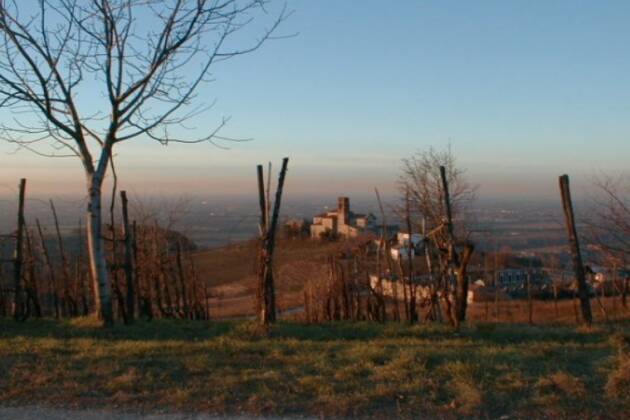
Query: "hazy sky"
1 0 629 201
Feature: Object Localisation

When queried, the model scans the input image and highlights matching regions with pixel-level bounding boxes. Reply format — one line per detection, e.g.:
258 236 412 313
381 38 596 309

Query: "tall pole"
440 166 473 327
257 158 289 325
12 178 26 320
559 174 592 326
121 191 135 324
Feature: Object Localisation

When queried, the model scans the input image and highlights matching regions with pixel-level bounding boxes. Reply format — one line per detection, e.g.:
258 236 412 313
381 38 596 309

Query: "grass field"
0 318 629 418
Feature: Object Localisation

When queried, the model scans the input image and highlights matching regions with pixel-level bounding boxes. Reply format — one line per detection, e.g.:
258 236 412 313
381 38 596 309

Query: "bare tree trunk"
86 177 113 326
454 245 474 327
559 175 592 326
12 178 26 321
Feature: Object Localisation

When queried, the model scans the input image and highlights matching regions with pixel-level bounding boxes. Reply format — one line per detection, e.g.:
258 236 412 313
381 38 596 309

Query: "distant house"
310 197 376 239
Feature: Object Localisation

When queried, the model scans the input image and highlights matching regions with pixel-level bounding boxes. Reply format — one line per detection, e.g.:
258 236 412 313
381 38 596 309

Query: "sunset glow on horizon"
1 0 629 201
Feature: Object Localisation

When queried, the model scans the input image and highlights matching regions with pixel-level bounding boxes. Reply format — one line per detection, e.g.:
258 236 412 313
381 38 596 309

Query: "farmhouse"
310 197 376 239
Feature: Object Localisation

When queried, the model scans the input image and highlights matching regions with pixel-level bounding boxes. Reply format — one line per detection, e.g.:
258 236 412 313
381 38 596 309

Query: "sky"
1 0 630 201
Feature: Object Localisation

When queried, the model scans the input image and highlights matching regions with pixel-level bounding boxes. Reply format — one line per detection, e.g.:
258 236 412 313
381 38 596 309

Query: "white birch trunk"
86 172 113 325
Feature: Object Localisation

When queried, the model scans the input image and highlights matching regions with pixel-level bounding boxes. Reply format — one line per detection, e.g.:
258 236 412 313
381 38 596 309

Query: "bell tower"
338 196 349 226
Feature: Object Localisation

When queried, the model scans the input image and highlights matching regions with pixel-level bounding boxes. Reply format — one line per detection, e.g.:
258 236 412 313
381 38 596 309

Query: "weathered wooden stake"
403 187 417 323
439 166 473 328
24 225 42 318
526 269 533 325
374 188 389 322
559 174 592 326
36 219 60 318
622 275 629 309
553 282 559 320
50 199 74 316
256 157 289 325
12 178 26 321
120 191 135 324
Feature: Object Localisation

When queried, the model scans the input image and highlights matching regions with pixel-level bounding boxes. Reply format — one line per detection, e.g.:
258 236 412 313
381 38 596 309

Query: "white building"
369 274 433 301
310 197 376 239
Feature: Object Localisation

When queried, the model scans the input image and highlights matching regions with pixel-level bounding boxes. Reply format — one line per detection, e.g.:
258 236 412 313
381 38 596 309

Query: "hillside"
192 237 354 319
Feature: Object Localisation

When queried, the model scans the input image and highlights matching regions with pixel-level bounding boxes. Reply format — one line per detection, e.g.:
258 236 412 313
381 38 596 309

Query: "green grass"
0 318 628 418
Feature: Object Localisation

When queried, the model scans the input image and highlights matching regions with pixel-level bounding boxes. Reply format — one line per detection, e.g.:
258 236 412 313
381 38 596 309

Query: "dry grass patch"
1 319 629 417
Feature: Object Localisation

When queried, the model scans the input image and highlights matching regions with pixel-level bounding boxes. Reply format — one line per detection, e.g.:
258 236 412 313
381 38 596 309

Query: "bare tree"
0 0 288 325
398 147 476 326
589 175 630 263
588 174 630 307
398 146 476 238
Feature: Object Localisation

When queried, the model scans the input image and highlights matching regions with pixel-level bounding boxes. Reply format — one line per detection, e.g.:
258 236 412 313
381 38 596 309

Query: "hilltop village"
285 196 628 306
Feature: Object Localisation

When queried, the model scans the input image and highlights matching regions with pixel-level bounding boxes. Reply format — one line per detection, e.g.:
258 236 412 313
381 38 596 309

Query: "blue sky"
1 0 629 200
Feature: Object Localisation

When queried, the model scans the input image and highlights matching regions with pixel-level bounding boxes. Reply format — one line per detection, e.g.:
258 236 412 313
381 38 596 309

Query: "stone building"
310 197 376 239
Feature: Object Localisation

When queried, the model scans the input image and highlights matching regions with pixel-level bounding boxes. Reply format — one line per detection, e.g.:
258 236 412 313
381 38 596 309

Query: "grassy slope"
0 318 629 418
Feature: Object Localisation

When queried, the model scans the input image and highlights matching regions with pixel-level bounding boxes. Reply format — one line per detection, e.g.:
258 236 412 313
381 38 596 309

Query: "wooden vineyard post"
12 178 26 321
24 225 42 317
50 199 73 316
494 248 499 322
374 188 390 322
439 166 458 327
257 158 289 325
553 280 559 320
403 187 417 323
526 269 533 325
120 191 135 324
36 219 60 318
559 175 592 326
622 274 629 310
439 166 474 329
